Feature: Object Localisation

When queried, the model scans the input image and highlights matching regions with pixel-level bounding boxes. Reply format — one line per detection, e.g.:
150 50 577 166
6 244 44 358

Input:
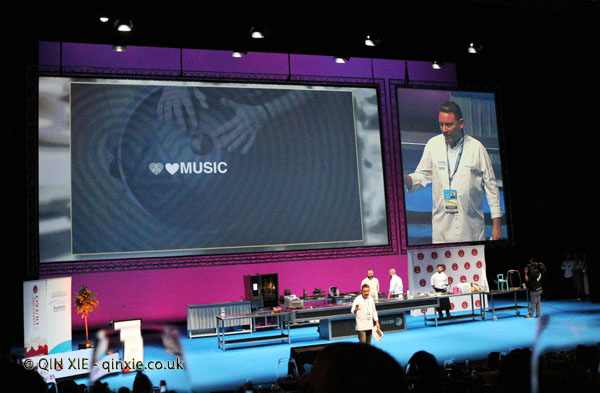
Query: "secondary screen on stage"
397 87 509 246
38 77 389 263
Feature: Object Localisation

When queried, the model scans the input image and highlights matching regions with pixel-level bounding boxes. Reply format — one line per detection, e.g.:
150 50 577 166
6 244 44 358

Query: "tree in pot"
75 285 99 348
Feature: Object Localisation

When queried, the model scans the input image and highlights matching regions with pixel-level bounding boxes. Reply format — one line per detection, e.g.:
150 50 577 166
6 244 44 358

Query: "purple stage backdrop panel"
183 49 290 75
59 43 182 70
372 59 457 84
38 41 62 67
64 254 408 329
290 55 373 78
38 42 458 85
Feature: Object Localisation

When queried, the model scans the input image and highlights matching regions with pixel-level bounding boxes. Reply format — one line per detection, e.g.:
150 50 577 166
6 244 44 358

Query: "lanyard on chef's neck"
446 136 464 188
363 296 371 310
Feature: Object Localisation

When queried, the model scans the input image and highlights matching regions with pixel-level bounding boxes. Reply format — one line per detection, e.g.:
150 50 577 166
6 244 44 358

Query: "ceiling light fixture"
364 35 381 47
232 51 247 58
250 27 266 39
468 42 483 54
432 61 444 70
114 19 133 32
99 16 109 23
334 57 350 64
112 45 127 52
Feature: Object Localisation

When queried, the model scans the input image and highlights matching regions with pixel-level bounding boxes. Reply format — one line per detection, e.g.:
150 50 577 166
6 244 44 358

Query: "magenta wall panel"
65 255 407 327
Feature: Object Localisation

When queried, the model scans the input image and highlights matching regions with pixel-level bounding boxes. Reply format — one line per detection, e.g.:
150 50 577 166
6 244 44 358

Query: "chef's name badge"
444 189 458 213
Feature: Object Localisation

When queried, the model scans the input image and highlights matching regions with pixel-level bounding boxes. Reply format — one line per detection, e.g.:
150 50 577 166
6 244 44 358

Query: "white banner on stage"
23 277 72 357
408 245 489 316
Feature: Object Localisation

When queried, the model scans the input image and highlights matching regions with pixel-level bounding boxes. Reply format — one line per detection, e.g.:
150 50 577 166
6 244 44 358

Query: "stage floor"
72 299 599 392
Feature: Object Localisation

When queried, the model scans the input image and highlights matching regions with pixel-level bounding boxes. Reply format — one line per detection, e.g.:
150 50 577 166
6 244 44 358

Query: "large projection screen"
38 77 389 264
396 87 509 247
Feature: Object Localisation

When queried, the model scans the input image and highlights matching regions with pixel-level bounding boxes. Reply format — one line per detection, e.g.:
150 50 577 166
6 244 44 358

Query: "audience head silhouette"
499 348 531 393
405 350 442 392
299 342 407 393
132 371 153 393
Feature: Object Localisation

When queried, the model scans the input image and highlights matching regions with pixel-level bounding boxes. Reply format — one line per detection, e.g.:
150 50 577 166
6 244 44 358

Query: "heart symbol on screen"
149 162 164 175
165 163 179 175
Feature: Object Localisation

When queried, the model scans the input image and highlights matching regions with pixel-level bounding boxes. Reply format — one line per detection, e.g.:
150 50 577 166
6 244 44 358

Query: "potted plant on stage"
75 285 99 349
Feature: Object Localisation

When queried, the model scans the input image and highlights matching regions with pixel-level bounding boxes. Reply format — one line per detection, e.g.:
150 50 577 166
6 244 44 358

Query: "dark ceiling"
15 0 599 64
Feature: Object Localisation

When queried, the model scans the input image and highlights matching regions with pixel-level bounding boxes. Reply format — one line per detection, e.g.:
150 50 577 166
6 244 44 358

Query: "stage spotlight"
334 57 350 64
432 61 444 69
250 27 266 39
112 45 127 52
114 19 133 32
468 42 483 54
232 51 246 58
364 35 381 47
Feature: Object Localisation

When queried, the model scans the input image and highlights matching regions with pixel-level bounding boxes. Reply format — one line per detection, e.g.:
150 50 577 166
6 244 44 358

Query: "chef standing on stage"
361 269 380 303
388 268 403 298
431 264 451 318
351 284 381 344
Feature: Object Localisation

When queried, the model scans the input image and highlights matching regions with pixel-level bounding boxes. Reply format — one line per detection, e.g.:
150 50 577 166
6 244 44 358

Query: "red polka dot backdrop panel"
407 245 489 316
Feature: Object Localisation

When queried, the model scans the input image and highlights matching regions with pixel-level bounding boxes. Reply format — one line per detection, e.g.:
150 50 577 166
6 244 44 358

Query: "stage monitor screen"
38 77 389 264
396 87 509 246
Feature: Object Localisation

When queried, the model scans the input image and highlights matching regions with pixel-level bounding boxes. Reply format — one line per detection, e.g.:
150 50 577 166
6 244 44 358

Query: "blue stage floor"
77 300 600 392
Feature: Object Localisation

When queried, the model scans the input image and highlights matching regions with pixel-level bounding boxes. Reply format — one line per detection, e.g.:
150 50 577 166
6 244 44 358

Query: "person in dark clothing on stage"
525 260 545 318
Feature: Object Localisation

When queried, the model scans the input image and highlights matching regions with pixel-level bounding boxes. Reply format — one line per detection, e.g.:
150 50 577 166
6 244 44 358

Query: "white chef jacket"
389 274 403 296
431 271 449 290
360 277 380 303
406 134 502 243
351 294 378 331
